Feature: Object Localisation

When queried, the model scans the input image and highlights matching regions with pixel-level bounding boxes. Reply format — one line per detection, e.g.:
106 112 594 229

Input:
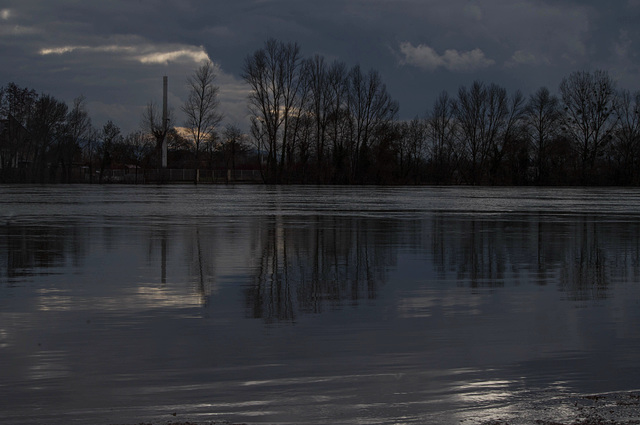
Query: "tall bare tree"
526 87 562 184
346 65 399 182
454 81 524 184
243 39 303 183
398 117 427 183
182 60 222 183
59 96 92 182
489 89 526 183
427 91 458 183
324 61 349 182
560 70 619 183
610 90 640 184
301 55 333 182
29 94 68 182
455 81 504 184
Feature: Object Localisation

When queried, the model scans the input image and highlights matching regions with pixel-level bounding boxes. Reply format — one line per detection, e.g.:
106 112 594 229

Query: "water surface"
1 185 639 424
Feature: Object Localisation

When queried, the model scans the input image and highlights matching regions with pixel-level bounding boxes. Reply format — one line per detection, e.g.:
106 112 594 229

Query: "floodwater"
1 185 639 425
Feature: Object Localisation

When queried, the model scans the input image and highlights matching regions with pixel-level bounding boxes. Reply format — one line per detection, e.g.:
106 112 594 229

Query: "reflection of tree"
560 218 608 300
183 225 218 306
459 220 506 287
6 211 640 316
1 224 88 282
244 215 399 323
143 224 219 304
145 226 169 285
431 216 516 287
429 213 640 299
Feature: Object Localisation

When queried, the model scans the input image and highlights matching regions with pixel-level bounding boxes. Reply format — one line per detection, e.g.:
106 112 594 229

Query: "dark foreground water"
1 185 639 425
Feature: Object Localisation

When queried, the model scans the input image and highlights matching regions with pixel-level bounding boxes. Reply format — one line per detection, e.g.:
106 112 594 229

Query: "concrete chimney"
162 76 168 168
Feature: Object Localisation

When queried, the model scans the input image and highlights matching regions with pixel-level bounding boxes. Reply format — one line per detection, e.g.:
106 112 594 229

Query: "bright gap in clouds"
137 49 209 65
36 38 251 133
39 42 210 65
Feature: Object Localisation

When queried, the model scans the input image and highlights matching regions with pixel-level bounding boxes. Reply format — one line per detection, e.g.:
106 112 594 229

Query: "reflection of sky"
2 185 640 424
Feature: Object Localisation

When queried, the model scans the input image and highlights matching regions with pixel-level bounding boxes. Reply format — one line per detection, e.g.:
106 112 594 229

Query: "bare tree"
125 131 153 183
301 55 333 182
560 70 619 183
0 83 37 125
346 65 399 182
98 120 122 184
454 81 524 184
610 90 640 184
67 96 92 144
141 101 171 168
455 81 504 184
58 96 92 182
325 61 349 182
489 89 526 183
398 117 427 183
221 124 250 180
526 87 562 184
427 91 458 183
182 60 223 183
0 83 37 180
83 127 100 184
29 94 68 182
243 39 303 183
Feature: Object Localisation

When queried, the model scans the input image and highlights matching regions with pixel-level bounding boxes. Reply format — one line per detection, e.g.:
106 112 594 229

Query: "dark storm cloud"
1 0 639 133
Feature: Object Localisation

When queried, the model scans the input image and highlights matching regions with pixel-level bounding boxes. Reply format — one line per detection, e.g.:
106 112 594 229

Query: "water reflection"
2 224 89 282
245 216 400 322
4 213 640 312
428 213 640 300
3 186 640 424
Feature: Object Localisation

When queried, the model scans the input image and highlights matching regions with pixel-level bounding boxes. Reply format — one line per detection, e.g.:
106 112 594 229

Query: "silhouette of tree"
455 82 502 184
28 94 68 182
397 117 427 183
525 87 562 185
220 124 251 180
98 121 122 183
0 83 37 181
488 89 526 184
345 65 399 183
124 131 153 183
182 60 222 183
609 90 640 184
141 101 171 168
55 96 92 182
243 39 304 183
560 70 619 184
300 55 334 183
325 61 350 183
427 91 458 183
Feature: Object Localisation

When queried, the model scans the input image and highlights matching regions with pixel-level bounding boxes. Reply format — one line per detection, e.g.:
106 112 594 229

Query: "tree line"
2 38 639 185
0 67 254 183
243 40 639 185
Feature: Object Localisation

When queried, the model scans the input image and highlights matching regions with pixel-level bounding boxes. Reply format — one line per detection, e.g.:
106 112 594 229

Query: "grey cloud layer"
0 0 638 133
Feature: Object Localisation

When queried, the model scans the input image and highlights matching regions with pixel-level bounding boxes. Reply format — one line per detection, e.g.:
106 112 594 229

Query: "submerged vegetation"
1 39 639 185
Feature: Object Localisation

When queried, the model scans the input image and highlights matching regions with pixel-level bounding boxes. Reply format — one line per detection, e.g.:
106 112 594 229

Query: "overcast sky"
1 0 639 134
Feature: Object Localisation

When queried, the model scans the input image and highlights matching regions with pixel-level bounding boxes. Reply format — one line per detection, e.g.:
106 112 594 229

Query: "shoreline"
104 391 640 425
